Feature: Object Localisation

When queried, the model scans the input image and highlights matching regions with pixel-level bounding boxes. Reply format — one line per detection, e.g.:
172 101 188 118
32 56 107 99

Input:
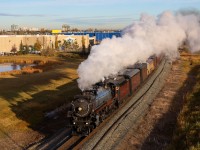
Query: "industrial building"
0 34 96 54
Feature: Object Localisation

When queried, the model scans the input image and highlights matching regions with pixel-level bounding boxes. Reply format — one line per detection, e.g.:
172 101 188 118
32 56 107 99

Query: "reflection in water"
11 64 18 70
0 63 36 72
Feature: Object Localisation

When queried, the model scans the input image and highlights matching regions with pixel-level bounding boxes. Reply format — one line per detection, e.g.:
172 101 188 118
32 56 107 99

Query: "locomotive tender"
68 54 163 136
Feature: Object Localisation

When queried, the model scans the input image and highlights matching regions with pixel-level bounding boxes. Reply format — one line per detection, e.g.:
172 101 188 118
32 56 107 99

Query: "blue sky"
0 0 200 30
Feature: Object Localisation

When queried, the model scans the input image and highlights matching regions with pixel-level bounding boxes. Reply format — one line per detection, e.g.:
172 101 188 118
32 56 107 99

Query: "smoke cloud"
77 11 200 90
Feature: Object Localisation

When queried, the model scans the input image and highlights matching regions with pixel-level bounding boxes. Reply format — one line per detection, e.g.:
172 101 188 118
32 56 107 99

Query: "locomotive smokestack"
77 10 200 90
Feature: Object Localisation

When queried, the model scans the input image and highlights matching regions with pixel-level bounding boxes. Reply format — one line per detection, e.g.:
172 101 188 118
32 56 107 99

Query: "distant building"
19 27 39 31
0 34 93 53
29 27 39 31
11 24 18 31
19 27 28 31
52 30 62 34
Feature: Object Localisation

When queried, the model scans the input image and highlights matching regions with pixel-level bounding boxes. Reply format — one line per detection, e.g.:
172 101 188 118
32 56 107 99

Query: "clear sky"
0 0 200 30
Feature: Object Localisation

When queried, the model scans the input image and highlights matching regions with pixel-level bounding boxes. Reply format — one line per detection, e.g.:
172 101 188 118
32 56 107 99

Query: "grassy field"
0 54 83 148
169 55 200 150
1 54 199 149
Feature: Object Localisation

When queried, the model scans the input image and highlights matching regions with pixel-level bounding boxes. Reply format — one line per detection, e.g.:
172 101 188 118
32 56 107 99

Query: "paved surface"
81 58 172 150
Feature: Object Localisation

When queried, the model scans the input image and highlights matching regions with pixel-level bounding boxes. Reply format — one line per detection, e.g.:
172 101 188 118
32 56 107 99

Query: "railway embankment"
116 55 200 150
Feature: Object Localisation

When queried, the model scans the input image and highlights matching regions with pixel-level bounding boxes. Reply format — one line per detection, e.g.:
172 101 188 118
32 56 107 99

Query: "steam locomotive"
68 54 163 136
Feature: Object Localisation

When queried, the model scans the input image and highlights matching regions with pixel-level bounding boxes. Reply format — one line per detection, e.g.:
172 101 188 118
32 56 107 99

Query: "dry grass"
0 54 59 63
169 55 200 150
0 54 83 148
116 54 200 150
0 54 63 76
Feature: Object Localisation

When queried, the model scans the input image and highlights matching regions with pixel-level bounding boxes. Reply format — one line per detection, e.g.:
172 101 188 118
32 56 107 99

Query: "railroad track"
57 136 85 150
27 129 72 150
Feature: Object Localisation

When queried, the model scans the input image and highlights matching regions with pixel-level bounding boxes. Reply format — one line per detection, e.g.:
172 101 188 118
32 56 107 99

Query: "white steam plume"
77 11 200 90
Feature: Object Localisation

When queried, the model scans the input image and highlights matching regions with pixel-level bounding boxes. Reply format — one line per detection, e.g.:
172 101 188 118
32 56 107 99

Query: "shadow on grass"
0 60 81 136
10 79 80 134
140 63 200 150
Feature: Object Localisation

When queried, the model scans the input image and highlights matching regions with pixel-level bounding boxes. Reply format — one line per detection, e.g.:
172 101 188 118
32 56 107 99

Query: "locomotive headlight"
78 107 82 111
86 122 89 125
73 122 76 125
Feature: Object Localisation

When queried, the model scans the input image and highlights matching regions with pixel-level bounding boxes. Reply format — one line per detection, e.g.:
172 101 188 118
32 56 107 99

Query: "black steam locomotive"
68 54 163 136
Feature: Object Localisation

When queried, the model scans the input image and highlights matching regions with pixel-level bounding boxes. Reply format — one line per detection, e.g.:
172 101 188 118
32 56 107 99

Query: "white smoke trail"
77 11 200 90
176 11 200 52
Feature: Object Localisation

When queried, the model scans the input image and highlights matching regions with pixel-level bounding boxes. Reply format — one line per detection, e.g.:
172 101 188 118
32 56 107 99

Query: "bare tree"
11 44 17 53
62 24 70 32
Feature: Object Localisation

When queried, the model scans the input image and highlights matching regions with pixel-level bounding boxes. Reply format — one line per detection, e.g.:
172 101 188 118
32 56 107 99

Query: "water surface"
0 63 36 72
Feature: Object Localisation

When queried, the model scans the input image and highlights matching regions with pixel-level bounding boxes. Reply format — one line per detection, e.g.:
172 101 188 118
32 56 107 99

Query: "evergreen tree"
34 39 42 51
19 40 23 51
18 40 24 54
55 36 59 50
82 36 86 54
24 45 29 54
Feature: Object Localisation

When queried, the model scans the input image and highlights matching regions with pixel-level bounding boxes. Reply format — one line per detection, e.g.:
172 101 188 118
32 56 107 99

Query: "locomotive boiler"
68 85 116 135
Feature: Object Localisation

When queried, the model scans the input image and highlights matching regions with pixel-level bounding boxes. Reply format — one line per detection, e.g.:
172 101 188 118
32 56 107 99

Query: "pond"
0 63 36 72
